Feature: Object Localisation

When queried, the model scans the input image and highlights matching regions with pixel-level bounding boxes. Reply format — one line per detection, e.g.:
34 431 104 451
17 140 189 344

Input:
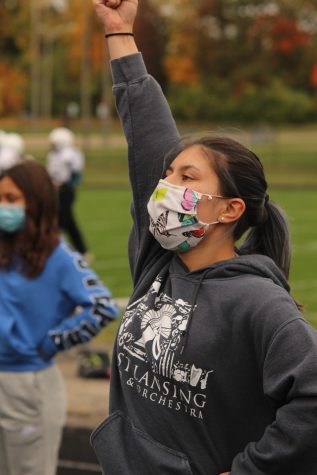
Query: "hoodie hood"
173 253 290 294
171 253 291 355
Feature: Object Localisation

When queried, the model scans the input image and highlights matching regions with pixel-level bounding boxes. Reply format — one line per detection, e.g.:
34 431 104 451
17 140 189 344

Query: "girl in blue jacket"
0 160 119 475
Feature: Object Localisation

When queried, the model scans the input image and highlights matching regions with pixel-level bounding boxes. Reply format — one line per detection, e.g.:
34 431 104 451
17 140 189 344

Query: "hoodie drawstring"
180 269 210 355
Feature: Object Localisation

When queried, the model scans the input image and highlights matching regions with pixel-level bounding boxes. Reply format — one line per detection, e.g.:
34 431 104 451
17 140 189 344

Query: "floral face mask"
147 179 224 252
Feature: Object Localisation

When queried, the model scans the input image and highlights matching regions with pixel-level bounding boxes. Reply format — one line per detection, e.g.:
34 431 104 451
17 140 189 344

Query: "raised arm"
93 0 180 283
94 0 179 194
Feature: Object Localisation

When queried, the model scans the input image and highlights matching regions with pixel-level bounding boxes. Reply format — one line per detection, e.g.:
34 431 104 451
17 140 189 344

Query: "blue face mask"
0 204 25 233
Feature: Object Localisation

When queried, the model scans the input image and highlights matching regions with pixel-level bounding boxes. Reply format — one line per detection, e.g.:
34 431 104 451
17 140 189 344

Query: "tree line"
0 0 317 123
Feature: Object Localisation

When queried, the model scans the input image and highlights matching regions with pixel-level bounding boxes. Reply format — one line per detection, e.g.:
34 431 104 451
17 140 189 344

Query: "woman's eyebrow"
167 164 201 173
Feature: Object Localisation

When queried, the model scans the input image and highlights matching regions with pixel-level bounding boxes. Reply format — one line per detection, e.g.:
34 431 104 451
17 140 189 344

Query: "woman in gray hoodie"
91 1 317 474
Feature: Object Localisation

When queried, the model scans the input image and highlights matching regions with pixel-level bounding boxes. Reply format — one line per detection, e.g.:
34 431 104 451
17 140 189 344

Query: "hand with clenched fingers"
92 0 138 35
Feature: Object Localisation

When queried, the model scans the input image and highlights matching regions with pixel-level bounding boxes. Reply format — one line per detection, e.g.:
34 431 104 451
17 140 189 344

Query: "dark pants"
58 185 88 254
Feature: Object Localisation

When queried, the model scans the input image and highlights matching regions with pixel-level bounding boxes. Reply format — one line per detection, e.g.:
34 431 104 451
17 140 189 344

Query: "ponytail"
238 200 291 279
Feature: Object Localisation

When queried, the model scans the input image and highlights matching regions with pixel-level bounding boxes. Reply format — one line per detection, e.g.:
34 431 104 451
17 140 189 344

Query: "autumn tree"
161 0 317 122
0 0 317 122
134 0 168 89
0 1 29 116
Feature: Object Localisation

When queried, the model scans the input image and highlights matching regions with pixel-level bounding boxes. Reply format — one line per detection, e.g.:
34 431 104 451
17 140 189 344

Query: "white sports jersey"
0 146 21 173
47 146 84 186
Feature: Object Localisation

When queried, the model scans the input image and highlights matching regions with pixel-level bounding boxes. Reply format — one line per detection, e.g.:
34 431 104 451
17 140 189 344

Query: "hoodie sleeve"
110 53 180 283
230 318 317 474
38 252 120 360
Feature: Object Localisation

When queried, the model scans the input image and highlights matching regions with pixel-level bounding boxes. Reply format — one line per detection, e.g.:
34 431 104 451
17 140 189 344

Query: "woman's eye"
7 195 18 203
182 175 192 181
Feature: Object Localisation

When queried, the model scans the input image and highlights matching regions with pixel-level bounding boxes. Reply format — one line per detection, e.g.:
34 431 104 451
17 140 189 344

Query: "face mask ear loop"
204 193 225 201
196 196 220 227
197 192 224 226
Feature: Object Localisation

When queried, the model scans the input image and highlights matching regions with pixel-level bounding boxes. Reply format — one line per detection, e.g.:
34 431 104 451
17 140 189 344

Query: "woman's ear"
219 198 245 224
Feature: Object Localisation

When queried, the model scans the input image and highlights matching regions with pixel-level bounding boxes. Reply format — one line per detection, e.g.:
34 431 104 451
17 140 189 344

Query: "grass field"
5 123 317 342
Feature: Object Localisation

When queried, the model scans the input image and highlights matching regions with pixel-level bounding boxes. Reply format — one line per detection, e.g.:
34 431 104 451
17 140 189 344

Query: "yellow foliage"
0 63 26 115
165 56 198 85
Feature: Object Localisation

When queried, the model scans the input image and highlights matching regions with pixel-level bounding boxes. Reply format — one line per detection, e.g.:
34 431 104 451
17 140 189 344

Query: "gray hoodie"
91 53 317 475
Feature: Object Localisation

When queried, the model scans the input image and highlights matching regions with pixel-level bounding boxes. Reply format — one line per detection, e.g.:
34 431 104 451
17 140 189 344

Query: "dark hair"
0 160 60 278
164 136 291 279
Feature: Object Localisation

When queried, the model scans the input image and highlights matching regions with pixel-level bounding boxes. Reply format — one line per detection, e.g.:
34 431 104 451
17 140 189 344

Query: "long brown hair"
0 160 60 278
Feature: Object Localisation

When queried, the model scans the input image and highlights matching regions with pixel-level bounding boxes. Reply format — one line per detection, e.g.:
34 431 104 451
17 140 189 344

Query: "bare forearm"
106 35 138 60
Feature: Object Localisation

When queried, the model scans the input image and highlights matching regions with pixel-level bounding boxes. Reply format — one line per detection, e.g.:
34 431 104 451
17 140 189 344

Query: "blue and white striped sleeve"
38 251 120 360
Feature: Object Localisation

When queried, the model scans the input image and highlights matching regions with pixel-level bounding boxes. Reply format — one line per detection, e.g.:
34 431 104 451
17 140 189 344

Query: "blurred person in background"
47 126 90 259
0 132 26 175
91 1 317 475
0 130 6 150
0 130 6 170
0 160 119 475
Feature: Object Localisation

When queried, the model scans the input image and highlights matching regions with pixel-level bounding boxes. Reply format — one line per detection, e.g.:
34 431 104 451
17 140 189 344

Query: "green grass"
75 187 132 297
273 190 317 328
